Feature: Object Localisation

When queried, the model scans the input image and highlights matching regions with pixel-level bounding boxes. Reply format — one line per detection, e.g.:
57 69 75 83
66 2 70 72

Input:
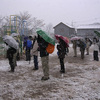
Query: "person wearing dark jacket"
7 46 17 72
37 35 49 80
57 38 66 73
78 40 86 59
23 36 32 61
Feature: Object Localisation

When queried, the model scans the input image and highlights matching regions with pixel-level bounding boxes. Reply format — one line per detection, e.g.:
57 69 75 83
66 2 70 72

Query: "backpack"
46 43 55 54
27 40 32 48
83 42 86 48
81 41 86 49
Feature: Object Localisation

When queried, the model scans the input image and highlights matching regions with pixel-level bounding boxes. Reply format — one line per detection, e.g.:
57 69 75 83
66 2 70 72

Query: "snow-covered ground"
0 44 100 100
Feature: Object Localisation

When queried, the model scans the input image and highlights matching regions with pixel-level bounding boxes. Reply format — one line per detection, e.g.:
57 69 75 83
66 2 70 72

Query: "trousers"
41 56 49 78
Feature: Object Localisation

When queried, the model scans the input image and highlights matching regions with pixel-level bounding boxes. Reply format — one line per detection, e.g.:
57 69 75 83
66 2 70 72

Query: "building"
53 22 75 38
76 23 100 39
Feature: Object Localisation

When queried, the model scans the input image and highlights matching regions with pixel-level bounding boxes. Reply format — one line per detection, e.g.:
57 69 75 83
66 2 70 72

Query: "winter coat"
31 40 38 56
93 43 99 52
73 40 77 49
57 39 66 59
78 41 86 51
26 39 32 49
37 35 49 57
7 47 17 59
23 36 28 49
86 41 90 49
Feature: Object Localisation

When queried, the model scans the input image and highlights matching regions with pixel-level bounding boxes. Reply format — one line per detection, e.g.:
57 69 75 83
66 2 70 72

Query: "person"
85 38 91 55
72 40 77 57
23 36 32 62
78 39 86 59
93 37 99 61
37 34 49 80
31 36 39 70
6 43 17 72
13 36 20 66
66 46 69 55
57 38 66 73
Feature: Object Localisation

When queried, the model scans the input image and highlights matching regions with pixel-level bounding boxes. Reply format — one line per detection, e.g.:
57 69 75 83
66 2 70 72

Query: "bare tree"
17 11 33 27
4 16 9 26
17 11 45 36
44 23 54 38
0 15 6 36
31 17 45 35
16 11 33 35
45 23 53 34
0 16 4 25
0 11 45 36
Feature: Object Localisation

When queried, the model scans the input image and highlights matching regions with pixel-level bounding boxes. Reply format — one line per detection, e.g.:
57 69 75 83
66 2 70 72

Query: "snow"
76 24 100 29
0 44 100 100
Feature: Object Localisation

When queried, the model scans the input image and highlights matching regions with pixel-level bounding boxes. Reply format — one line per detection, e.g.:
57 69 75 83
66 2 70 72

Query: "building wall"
54 23 75 38
77 28 100 39
69 28 76 37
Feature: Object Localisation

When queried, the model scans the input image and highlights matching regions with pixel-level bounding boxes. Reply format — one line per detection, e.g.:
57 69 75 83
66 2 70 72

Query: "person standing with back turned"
57 38 66 73
6 43 17 72
37 34 49 81
31 36 39 70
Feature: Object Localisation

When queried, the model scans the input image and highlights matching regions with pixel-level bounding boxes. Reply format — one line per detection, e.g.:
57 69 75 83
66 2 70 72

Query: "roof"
53 22 74 29
76 23 100 29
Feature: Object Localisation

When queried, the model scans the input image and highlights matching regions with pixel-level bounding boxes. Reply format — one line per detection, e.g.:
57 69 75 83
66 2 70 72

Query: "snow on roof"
54 22 74 29
76 23 100 29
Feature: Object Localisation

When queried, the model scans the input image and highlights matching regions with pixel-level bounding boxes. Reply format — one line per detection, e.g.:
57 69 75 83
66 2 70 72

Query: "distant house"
53 22 75 38
76 23 100 39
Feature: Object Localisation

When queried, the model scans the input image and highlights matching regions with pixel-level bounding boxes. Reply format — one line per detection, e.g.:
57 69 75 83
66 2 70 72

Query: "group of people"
5 34 100 81
5 33 69 81
23 35 39 70
72 37 100 61
72 39 86 59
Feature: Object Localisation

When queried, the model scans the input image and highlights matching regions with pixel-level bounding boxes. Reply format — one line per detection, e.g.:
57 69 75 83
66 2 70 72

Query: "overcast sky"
0 0 100 26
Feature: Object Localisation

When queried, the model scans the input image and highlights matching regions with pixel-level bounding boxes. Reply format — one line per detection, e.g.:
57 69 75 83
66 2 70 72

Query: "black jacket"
57 39 66 58
7 47 17 59
37 35 49 57
78 41 86 51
